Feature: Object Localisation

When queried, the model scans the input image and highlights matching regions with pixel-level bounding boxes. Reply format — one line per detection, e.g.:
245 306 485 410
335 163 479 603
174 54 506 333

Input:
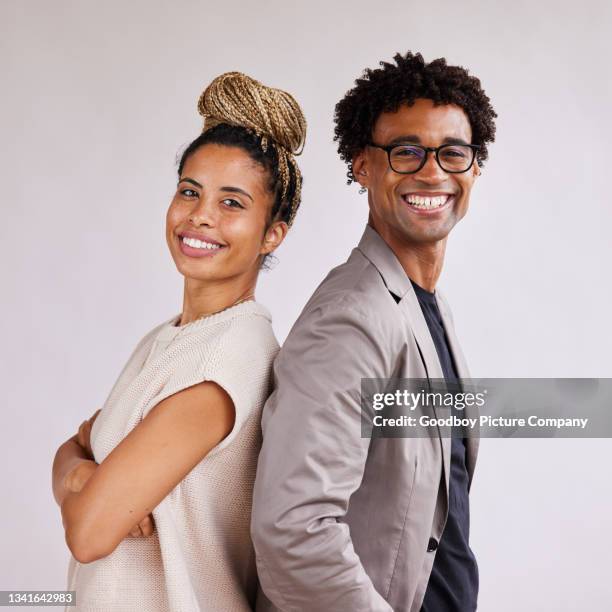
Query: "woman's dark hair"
334 51 498 184
177 123 301 269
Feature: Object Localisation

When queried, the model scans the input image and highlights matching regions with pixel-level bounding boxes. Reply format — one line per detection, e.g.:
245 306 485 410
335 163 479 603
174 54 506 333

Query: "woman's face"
166 144 287 285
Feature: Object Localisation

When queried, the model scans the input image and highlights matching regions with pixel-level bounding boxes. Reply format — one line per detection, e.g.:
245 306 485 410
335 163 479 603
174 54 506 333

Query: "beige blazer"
251 223 479 612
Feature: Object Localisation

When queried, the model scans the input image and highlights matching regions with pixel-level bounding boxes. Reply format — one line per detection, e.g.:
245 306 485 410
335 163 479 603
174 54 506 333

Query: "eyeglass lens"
389 145 474 173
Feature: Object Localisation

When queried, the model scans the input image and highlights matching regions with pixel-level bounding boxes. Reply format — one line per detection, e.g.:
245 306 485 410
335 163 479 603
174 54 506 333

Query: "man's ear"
352 150 370 189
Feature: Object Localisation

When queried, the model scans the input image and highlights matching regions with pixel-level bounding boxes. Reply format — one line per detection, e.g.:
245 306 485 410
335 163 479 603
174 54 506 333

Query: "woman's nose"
188 197 216 226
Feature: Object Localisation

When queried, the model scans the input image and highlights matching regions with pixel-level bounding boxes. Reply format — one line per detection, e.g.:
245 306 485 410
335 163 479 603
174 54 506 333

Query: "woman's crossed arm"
55 381 235 563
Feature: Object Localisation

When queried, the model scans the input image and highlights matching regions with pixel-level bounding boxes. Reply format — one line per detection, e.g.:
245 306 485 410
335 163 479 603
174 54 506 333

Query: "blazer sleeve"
250 301 394 612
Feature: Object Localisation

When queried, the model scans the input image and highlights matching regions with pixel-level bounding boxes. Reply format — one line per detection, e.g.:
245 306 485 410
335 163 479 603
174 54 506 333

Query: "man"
251 51 497 612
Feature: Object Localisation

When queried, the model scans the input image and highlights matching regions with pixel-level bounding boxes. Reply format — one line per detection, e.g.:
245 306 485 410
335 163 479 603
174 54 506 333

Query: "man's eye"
441 147 468 158
222 198 244 209
394 147 422 158
180 189 198 198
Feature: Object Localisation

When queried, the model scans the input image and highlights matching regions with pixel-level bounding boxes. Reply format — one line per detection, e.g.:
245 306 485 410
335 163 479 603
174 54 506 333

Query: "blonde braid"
197 71 306 227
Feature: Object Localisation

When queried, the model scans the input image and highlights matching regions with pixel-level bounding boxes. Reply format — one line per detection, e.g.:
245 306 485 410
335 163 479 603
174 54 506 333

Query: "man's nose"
415 151 447 183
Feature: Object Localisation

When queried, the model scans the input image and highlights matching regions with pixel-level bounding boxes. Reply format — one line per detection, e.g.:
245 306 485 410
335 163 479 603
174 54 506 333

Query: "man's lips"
400 193 455 215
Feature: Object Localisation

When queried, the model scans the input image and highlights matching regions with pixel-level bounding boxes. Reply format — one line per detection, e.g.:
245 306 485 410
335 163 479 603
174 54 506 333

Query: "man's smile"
400 191 456 214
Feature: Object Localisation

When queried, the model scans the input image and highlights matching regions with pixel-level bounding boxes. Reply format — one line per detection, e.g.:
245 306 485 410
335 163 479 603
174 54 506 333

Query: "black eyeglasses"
367 142 480 174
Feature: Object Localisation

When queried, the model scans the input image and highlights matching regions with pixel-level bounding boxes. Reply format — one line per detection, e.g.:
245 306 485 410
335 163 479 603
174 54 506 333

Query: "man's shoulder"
294 247 400 329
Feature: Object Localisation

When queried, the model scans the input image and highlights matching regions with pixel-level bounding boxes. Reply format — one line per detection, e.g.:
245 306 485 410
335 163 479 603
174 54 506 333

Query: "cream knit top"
65 300 279 611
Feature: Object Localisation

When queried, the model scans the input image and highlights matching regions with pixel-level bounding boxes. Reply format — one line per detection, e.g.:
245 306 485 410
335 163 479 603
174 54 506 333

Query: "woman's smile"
177 229 228 258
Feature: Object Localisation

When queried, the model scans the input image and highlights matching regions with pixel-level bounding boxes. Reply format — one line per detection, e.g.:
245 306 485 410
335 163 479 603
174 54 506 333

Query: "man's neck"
369 219 447 293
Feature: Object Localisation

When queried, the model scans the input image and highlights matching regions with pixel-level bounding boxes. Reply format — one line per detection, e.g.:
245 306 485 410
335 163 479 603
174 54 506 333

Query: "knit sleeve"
201 316 280 456
139 314 279 457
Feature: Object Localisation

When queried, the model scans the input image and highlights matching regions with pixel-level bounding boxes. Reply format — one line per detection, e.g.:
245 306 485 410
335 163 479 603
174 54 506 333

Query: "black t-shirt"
408 279 479 612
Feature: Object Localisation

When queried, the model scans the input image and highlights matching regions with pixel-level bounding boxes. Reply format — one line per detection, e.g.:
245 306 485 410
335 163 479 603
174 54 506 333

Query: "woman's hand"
64 460 156 538
77 408 101 459
128 513 156 537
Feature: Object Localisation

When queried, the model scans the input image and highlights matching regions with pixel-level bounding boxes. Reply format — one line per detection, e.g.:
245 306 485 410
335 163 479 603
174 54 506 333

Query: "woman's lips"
401 195 455 216
178 236 227 258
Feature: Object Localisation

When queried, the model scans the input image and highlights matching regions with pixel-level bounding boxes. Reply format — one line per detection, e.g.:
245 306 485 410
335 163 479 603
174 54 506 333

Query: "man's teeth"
182 237 222 250
404 194 450 209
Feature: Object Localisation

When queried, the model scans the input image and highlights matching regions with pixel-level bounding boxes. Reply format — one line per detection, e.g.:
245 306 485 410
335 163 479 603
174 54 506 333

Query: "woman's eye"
180 188 198 198
222 198 244 209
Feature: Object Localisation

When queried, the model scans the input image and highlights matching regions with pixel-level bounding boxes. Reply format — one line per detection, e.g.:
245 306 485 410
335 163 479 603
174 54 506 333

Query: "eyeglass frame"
366 141 481 174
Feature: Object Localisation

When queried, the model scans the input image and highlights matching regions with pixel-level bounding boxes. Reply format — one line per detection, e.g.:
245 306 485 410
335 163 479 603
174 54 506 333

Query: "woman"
51 71 306 611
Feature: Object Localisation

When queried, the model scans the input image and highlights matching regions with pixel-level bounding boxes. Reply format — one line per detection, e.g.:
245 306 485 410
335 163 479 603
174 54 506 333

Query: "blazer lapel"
356 224 452 497
402 287 453 499
435 288 480 490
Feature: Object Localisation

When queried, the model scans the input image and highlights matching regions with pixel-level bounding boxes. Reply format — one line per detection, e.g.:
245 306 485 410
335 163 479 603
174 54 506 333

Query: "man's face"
353 98 480 247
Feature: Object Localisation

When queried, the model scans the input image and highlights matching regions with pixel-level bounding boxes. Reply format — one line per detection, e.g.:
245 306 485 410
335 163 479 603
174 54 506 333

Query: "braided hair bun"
196 72 305 227
198 71 306 154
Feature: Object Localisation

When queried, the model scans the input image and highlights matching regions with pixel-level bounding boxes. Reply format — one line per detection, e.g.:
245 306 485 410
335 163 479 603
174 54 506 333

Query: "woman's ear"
260 220 288 256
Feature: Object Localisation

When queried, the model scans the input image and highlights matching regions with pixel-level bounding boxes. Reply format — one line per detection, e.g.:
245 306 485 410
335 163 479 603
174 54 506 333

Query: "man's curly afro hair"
333 51 497 184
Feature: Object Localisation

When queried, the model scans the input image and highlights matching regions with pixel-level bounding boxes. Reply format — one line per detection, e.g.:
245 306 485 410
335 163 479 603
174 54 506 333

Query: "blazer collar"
356 223 472 380
356 224 444 376
356 223 414 300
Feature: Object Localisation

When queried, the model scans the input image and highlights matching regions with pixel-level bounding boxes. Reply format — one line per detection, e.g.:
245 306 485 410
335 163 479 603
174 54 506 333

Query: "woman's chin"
172 258 215 280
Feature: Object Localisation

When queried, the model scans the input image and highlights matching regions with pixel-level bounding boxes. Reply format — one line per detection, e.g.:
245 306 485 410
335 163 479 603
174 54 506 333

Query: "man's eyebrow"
387 135 471 146
177 177 203 188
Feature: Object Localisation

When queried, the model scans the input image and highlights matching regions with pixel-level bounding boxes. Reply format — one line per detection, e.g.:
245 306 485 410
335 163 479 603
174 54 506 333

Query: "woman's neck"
178 278 257 326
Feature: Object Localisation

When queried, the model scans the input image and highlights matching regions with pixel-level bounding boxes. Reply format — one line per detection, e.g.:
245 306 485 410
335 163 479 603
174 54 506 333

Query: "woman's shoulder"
216 304 280 366
114 314 180 372
138 312 183 344
186 300 279 350
196 302 279 376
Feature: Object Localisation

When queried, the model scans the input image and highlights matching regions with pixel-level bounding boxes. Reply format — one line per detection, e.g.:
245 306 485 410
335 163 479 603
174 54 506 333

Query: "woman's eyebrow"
220 186 253 202
177 177 203 188
177 178 253 202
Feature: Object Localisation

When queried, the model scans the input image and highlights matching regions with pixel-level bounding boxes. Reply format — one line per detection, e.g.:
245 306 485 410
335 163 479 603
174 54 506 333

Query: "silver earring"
359 186 367 194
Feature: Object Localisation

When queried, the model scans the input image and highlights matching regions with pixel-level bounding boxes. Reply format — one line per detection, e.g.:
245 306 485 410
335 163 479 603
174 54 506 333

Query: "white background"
2 1 611 610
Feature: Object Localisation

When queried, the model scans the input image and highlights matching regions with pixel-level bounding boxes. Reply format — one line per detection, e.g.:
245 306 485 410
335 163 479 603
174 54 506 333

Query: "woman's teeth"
182 237 222 250
403 194 450 209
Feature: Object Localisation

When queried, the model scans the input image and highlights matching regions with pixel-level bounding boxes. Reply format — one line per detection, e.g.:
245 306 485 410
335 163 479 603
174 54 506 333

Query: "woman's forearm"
52 434 93 507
